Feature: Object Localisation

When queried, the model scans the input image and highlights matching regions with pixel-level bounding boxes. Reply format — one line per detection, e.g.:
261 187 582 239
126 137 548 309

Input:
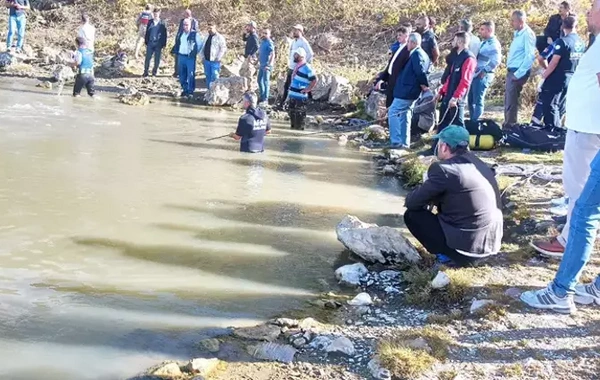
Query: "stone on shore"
198 338 220 353
431 271 451 289
336 215 421 264
233 323 281 341
0 52 13 69
221 57 243 77
364 125 388 142
151 362 182 379
119 90 150 106
335 262 368 286
328 76 353 106
365 91 387 120
248 342 297 363
311 73 335 101
52 64 75 82
347 292 373 306
315 33 341 51
325 336 355 356
368 357 392 380
204 76 248 106
470 299 495 314
184 358 220 376
271 318 299 328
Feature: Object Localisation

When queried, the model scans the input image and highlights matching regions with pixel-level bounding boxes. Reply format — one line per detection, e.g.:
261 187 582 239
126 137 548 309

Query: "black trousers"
289 98 307 130
144 45 162 76
279 68 294 106
73 73 95 96
403 209 477 267
540 79 569 129
173 54 179 76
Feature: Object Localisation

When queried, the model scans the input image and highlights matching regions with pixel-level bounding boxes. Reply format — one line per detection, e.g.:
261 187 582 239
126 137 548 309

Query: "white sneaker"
520 285 576 314
574 282 600 305
550 204 568 216
551 196 569 207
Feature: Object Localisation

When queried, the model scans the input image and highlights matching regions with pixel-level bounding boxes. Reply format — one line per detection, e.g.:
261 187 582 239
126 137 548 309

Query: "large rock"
119 89 150 106
222 57 244 77
335 263 368 286
336 215 421 264
39 46 72 64
52 64 75 82
240 60 257 91
315 33 341 52
99 52 127 77
325 336 355 356
152 362 182 379
248 342 297 363
0 52 13 69
311 73 335 101
205 76 248 106
347 292 373 306
365 91 387 120
198 338 220 353
328 76 353 106
185 358 219 376
233 323 281 341
276 75 286 100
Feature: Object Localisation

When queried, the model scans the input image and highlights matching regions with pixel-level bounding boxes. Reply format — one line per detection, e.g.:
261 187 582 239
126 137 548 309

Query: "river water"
0 79 404 379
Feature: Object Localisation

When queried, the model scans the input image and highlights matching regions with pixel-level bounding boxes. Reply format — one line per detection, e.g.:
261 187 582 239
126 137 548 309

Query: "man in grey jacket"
404 125 503 267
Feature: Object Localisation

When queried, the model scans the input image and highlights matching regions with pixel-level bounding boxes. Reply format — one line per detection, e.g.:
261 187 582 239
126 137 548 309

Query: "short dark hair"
481 20 495 30
454 31 469 45
145 4 152 10
75 36 86 47
460 19 473 33
449 144 469 154
81 13 89 23
397 26 409 34
560 1 571 10
153 7 161 12
563 15 577 29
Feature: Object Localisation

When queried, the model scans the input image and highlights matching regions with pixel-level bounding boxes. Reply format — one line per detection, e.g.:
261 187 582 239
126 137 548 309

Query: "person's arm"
482 40 501 74
144 21 151 46
231 116 249 140
544 15 559 42
416 54 430 89
431 37 440 65
18 0 30 10
405 163 447 210
161 23 168 48
543 54 561 79
452 56 476 99
215 35 227 62
266 117 272 134
514 30 536 79
438 69 449 98
542 40 566 79
304 39 314 63
71 50 82 69
267 42 275 67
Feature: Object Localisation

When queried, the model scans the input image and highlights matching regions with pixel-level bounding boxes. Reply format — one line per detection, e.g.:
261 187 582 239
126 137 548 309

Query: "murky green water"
0 79 404 379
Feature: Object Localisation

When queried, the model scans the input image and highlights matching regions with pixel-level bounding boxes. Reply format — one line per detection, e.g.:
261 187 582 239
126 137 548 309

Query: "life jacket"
78 48 94 74
139 11 152 25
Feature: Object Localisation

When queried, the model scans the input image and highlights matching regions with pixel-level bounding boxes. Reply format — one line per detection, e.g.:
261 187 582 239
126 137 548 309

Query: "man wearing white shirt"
277 24 314 109
374 26 411 108
173 19 203 97
77 13 95 52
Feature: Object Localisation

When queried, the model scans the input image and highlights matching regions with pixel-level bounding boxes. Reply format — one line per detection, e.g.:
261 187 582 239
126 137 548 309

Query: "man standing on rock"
230 92 271 152
375 25 411 108
71 37 95 98
287 47 317 130
387 33 430 149
143 8 167 77
78 13 95 52
415 15 439 71
172 9 198 78
174 18 203 98
277 24 314 110
201 23 227 90
134 4 153 59
258 28 275 105
404 126 503 267
5 0 29 53
504 10 536 126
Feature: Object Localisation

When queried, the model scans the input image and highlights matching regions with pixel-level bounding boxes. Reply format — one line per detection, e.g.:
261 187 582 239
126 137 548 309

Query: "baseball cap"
293 47 307 57
432 125 470 149
293 24 304 32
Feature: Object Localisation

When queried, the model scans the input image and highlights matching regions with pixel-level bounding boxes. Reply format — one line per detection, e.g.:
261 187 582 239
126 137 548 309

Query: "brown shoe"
530 237 565 258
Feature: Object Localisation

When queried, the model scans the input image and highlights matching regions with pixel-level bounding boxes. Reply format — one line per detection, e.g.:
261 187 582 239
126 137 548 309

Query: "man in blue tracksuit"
173 18 203 97
230 92 271 152
72 37 95 97
5 0 29 53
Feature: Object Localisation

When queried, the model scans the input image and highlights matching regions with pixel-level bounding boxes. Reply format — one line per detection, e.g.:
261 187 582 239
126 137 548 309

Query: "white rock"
347 292 373 306
311 73 335 100
205 76 248 106
328 76 353 106
384 286 401 294
368 357 392 380
152 362 182 378
315 33 342 51
334 263 368 286
431 271 451 289
325 336 355 356
336 215 421 264
298 317 320 330
185 358 219 376
382 165 396 175
379 270 401 281
470 299 495 314
338 134 348 146
248 342 297 363
364 124 388 141
198 338 220 353
272 318 299 328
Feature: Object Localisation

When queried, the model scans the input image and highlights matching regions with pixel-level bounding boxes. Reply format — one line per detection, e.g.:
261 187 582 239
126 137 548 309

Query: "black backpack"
503 124 566 152
465 119 504 141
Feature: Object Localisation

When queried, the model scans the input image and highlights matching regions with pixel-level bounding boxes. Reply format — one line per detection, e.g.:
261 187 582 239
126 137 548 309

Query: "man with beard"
277 24 314 110
416 15 439 71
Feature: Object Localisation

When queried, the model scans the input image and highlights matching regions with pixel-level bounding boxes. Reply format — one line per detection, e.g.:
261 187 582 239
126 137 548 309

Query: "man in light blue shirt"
468 21 502 121
504 10 536 126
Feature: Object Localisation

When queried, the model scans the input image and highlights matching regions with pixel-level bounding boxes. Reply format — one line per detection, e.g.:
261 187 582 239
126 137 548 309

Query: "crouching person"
403 126 503 267
230 92 271 153
72 37 95 97
287 48 316 130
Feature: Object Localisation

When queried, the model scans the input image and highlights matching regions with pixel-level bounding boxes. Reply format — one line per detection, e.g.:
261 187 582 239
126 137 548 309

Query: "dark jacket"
243 32 260 58
405 151 503 256
144 19 167 48
393 47 430 100
236 107 271 152
377 46 410 108
440 49 476 103
441 47 458 84
172 31 200 58
544 13 574 41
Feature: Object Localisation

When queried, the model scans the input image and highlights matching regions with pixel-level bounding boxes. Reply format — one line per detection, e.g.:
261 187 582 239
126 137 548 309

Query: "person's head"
396 26 410 44
293 47 307 62
246 21 257 33
511 10 527 30
184 9 192 18
459 19 473 33
454 31 470 51
75 36 86 49
434 125 470 160
261 28 271 39
563 15 578 32
81 13 89 24
144 4 152 11
479 20 495 39
292 24 304 38
407 32 422 51
183 18 191 33
589 0 600 35
428 16 436 30
243 92 257 110
152 8 160 19
416 16 429 33
559 1 571 17
208 23 217 35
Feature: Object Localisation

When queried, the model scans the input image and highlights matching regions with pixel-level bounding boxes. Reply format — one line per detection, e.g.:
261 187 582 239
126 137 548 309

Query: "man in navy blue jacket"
387 33 430 149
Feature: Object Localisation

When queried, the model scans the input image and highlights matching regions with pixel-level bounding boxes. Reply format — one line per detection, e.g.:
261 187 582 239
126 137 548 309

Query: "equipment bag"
503 123 566 152
464 119 503 150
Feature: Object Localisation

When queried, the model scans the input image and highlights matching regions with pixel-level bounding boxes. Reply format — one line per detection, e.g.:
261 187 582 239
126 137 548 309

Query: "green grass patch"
399 157 428 188
496 147 563 165
500 363 524 377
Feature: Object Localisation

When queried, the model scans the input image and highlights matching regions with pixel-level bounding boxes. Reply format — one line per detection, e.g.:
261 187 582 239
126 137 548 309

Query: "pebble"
348 292 373 306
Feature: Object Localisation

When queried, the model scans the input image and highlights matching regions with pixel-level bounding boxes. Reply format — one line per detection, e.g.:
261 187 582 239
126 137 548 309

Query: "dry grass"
403 267 479 307
399 157 428 188
496 147 563 165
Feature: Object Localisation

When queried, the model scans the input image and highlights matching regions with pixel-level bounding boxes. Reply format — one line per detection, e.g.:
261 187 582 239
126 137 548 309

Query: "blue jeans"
388 98 416 147
7 14 26 50
178 54 196 95
468 73 493 121
204 60 221 90
257 67 271 102
552 150 600 297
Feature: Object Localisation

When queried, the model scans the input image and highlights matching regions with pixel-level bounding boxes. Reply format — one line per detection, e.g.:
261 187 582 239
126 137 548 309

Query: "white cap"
293 24 304 32
293 47 307 58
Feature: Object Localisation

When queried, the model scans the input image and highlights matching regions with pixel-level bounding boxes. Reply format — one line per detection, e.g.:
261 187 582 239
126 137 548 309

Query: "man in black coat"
537 1 574 53
374 25 411 108
143 8 167 77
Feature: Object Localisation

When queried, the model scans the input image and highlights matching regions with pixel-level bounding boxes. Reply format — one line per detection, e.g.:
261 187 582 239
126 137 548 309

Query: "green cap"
433 125 470 148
